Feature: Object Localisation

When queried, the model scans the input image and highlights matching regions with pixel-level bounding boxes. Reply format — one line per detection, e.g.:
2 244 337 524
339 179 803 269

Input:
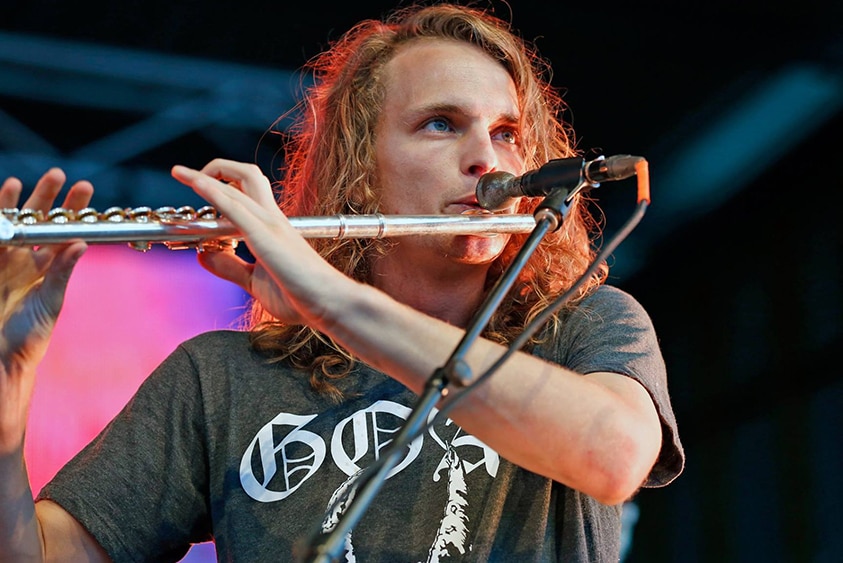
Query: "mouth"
459 206 494 216
452 196 494 215
449 199 504 238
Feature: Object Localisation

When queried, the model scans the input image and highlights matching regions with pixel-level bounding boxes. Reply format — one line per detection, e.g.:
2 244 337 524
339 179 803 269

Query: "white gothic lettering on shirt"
238 400 500 560
239 400 499 503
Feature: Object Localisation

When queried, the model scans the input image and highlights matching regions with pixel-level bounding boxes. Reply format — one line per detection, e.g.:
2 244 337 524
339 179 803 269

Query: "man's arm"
320 286 663 505
36 500 111 562
0 447 43 561
0 171 108 561
0 448 108 562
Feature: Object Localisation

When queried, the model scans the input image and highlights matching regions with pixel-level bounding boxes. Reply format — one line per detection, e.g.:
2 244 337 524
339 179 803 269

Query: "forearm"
0 357 45 561
323 283 661 504
0 448 44 562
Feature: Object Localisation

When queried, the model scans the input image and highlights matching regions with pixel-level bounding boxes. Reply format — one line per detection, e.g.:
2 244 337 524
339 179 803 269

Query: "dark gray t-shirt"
39 285 684 562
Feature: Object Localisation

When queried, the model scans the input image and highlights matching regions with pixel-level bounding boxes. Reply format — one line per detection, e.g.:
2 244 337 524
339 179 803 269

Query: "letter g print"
240 412 326 502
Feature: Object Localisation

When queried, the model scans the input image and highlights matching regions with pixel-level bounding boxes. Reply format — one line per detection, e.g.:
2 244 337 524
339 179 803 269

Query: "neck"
369 249 491 328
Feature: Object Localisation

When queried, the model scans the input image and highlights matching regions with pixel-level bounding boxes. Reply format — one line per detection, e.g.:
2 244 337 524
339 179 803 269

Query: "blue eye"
424 118 452 132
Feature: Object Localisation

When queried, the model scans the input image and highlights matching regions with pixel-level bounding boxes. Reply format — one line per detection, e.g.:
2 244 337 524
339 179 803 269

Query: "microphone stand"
299 188 577 563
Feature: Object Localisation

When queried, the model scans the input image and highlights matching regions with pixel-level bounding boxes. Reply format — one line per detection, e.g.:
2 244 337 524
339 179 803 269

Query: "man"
0 3 683 561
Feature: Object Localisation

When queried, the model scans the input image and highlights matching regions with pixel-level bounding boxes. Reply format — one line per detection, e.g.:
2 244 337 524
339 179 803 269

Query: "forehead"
379 39 519 118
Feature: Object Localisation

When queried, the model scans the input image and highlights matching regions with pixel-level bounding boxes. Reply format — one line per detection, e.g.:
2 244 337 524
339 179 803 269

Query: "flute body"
0 207 537 252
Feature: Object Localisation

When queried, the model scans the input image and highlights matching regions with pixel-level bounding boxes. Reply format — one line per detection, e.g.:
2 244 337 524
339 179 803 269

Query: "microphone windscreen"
476 171 517 210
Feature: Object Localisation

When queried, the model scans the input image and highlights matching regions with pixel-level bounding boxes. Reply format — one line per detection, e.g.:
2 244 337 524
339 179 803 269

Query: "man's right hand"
0 168 92 454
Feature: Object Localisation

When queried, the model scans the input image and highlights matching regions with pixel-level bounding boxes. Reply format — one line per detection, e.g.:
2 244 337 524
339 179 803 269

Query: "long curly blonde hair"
249 3 607 400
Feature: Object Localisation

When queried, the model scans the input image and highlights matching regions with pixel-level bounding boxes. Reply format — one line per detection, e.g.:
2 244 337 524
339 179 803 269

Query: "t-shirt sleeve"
541 285 685 488
37 343 213 562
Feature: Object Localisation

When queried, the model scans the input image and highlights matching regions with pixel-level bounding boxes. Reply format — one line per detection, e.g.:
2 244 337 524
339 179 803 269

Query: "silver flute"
0 206 537 252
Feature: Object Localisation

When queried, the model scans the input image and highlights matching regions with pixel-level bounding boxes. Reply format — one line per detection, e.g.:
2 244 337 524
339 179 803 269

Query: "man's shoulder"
175 329 258 364
181 329 250 347
578 284 649 319
585 283 636 304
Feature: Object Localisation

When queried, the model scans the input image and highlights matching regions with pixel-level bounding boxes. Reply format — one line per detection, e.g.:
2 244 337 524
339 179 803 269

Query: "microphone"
475 154 643 210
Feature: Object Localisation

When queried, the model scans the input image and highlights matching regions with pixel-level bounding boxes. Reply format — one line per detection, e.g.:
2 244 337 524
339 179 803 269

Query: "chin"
448 234 509 264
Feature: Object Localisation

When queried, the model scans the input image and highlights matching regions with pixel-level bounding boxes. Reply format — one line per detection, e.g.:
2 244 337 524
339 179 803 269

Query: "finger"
59 180 95 211
0 177 23 208
171 165 276 227
21 168 66 212
197 159 278 209
197 249 255 294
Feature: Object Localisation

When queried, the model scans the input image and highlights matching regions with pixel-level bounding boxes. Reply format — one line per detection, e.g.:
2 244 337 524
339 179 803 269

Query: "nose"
461 128 498 178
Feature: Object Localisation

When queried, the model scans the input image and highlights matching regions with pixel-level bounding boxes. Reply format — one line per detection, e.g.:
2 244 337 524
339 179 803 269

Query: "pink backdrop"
25 245 247 560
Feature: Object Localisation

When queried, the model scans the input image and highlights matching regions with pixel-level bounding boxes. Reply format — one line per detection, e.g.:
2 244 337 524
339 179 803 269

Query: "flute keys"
154 206 177 220
102 207 128 222
77 208 100 223
196 206 218 220
128 207 153 222
46 208 74 223
18 209 44 224
126 206 154 252
129 241 153 252
155 206 198 222
2 209 20 221
197 238 238 253
176 206 197 220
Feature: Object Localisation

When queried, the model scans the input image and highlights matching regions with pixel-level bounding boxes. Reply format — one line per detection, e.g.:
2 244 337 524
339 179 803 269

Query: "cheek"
380 158 433 199
498 147 527 175
375 161 408 211
375 134 415 183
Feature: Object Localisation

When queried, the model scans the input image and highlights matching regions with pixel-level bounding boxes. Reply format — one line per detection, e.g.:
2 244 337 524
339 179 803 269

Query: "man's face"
374 38 525 266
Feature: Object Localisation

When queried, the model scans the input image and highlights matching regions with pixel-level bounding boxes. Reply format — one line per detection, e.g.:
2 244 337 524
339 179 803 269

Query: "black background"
2 1 842 561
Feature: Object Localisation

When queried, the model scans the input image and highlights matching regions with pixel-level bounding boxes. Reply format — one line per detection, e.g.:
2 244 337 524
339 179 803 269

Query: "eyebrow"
404 102 521 126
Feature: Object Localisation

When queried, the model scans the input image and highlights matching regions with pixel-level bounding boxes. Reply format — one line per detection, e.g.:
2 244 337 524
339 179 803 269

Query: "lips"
445 199 503 237
459 207 493 215
451 194 489 214
451 200 492 215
